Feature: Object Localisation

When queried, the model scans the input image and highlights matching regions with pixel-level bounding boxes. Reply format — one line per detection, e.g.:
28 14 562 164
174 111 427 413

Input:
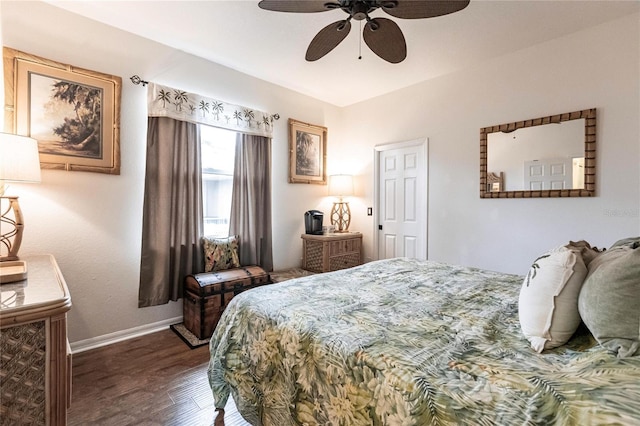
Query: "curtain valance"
147 82 276 138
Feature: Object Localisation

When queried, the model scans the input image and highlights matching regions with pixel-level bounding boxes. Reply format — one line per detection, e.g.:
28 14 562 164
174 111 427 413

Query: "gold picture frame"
3 47 122 174
288 118 327 185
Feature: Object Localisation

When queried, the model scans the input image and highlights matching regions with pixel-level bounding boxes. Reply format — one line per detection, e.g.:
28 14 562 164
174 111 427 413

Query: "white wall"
1 1 343 344
343 13 639 274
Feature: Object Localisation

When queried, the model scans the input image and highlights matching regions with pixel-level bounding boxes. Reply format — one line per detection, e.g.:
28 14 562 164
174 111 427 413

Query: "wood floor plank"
69 329 250 426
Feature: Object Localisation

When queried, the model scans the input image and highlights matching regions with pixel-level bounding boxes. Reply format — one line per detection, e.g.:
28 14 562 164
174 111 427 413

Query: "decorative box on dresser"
0 254 72 425
301 232 363 273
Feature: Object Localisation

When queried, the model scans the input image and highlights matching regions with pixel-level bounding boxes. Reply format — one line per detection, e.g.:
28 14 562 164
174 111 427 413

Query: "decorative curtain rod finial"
130 75 149 87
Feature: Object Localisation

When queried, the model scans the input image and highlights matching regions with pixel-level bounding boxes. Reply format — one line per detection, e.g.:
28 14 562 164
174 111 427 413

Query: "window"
201 125 236 237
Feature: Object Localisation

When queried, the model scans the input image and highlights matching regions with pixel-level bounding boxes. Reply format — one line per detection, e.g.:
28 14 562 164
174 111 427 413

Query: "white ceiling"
46 0 639 107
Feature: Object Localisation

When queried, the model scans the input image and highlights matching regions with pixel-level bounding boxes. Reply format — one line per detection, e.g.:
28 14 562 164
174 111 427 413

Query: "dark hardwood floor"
69 329 250 426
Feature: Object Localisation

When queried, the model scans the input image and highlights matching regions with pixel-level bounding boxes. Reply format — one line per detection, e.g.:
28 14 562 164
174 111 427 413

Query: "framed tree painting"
3 47 122 174
288 118 327 185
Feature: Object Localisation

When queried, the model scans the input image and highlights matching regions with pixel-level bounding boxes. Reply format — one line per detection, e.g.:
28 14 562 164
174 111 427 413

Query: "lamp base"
1 196 24 261
330 201 351 233
0 260 27 284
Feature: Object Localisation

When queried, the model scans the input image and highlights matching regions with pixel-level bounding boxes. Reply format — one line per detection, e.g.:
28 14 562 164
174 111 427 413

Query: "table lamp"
328 174 353 233
0 133 42 283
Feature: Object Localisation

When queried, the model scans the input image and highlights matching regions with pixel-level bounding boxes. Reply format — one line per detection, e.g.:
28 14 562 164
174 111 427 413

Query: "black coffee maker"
304 210 324 235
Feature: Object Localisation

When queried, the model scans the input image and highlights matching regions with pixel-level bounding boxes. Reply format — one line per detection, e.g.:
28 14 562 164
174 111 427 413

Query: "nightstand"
301 232 363 273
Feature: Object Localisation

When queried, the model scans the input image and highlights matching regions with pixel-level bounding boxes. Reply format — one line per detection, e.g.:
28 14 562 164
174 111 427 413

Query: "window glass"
201 125 236 237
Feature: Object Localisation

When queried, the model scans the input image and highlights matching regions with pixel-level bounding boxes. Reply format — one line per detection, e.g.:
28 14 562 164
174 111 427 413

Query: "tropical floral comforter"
208 258 640 425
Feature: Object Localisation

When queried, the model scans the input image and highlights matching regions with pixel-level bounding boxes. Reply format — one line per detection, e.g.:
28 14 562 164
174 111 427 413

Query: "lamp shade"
0 133 42 183
328 174 353 197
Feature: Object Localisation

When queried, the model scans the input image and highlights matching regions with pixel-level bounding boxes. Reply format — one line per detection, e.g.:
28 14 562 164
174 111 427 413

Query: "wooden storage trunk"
183 266 271 339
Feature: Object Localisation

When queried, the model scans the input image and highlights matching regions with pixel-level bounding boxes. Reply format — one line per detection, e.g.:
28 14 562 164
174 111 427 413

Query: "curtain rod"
130 75 149 86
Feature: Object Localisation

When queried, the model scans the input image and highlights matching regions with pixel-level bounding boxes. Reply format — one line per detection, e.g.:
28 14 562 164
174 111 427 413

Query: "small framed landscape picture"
288 118 327 185
3 47 122 174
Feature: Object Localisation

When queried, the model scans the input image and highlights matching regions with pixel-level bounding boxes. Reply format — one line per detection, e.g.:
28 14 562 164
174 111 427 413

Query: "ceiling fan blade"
363 18 406 64
381 0 470 19
258 0 339 13
306 20 352 61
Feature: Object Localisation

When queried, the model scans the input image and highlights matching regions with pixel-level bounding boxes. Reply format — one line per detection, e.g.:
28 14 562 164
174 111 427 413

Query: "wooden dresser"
301 232 363 273
0 254 72 425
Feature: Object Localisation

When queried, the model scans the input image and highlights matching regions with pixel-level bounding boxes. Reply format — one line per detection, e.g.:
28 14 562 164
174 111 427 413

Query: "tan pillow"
519 245 589 352
567 240 603 265
203 235 241 272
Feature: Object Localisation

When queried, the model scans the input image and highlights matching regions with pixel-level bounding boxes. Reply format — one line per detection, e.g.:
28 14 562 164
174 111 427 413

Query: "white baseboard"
70 316 183 354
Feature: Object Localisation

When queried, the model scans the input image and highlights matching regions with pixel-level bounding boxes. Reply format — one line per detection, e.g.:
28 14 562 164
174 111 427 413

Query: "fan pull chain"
358 20 362 60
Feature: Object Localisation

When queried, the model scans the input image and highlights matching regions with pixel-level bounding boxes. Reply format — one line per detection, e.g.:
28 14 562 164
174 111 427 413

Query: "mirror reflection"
487 119 585 191
480 108 596 198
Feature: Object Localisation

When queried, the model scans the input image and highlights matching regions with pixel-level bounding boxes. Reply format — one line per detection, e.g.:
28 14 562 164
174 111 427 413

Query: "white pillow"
518 246 588 353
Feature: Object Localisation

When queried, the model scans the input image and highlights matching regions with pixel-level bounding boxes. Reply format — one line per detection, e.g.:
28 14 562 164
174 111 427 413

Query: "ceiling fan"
258 0 470 64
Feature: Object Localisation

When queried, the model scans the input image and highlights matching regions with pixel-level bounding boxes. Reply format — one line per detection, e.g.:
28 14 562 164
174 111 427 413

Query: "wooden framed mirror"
480 108 596 198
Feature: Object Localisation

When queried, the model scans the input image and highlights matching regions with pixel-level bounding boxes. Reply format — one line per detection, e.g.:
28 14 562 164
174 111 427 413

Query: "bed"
208 255 640 425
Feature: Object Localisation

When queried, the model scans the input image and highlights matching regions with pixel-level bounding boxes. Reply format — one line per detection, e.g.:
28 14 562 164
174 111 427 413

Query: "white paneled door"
375 139 428 260
523 157 573 190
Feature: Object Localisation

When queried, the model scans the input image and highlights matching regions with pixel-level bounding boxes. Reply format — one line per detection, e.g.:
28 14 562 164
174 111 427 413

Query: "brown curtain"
229 134 273 271
139 116 203 307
